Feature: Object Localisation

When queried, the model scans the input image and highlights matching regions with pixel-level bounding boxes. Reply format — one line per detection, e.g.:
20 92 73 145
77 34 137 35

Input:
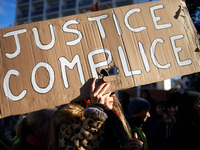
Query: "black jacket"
166 110 200 150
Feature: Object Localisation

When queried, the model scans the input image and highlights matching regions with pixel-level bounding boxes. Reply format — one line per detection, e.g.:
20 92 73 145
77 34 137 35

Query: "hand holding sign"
90 77 116 109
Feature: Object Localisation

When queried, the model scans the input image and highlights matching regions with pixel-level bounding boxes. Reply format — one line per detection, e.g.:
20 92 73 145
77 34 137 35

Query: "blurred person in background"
127 97 151 150
143 101 166 136
12 108 56 150
0 115 19 150
166 91 200 150
147 93 180 150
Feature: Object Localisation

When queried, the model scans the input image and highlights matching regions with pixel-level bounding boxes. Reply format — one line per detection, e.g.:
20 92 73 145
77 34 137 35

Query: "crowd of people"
0 77 200 150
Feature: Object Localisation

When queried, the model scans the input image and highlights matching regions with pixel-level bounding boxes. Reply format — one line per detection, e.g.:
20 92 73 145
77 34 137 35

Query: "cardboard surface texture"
0 0 200 117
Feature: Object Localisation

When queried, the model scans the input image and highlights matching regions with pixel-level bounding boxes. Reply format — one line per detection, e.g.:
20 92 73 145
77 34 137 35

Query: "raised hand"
90 77 111 105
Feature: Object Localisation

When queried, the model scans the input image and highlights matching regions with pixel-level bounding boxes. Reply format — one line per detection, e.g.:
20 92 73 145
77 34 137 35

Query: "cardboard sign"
0 0 200 118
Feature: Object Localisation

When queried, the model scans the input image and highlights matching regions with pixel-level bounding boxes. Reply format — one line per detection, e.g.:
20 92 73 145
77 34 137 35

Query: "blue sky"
0 0 16 29
0 0 158 29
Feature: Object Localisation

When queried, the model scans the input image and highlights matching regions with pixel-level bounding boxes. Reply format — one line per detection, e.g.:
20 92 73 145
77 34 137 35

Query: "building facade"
15 0 151 25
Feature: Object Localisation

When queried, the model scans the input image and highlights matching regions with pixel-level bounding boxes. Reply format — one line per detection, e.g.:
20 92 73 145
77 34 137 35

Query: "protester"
166 91 200 150
12 108 56 150
127 97 151 150
0 117 10 150
0 115 19 150
147 95 179 150
143 101 165 136
51 77 131 150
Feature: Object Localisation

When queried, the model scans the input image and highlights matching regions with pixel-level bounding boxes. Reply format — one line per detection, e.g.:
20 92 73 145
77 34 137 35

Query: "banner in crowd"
0 0 200 117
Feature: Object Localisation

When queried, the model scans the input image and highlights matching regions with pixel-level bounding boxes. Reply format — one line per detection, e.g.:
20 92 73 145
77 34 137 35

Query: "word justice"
4 4 174 58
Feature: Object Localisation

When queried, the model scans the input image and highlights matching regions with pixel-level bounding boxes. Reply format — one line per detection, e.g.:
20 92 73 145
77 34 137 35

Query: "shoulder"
54 103 85 126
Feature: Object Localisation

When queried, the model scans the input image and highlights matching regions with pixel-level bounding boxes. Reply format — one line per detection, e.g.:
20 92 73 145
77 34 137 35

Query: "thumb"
133 132 138 139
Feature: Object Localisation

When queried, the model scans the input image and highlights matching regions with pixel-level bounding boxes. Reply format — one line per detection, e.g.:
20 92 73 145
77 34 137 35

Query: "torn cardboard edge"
178 0 200 52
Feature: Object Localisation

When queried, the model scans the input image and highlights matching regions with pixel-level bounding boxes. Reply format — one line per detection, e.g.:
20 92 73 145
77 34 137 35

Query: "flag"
86 2 98 13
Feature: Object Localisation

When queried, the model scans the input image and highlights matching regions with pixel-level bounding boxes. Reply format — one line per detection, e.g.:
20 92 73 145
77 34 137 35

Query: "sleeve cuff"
84 107 108 121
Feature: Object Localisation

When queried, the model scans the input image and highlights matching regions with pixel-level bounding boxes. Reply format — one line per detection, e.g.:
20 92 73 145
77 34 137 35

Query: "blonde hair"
53 103 85 127
113 96 132 138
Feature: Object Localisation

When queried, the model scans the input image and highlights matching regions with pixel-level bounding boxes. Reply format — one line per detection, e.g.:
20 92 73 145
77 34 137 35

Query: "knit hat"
182 91 200 109
128 97 151 115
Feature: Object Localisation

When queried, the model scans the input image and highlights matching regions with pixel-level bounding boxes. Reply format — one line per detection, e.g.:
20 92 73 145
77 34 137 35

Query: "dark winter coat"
147 115 176 150
166 110 200 150
143 112 163 136
126 116 148 150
